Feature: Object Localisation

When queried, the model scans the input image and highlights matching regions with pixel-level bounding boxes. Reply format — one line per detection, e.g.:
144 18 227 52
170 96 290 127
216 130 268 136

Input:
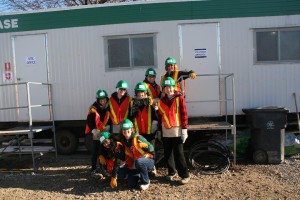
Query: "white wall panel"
1 14 300 121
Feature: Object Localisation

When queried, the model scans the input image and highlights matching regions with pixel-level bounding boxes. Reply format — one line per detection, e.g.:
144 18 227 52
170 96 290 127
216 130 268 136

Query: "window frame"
104 33 157 71
254 27 300 64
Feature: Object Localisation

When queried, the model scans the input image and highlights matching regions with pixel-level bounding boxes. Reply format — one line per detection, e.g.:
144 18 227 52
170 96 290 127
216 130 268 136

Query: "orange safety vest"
85 107 110 134
124 135 153 169
106 142 123 174
145 82 161 99
131 101 152 134
109 96 131 125
158 97 181 128
161 70 185 92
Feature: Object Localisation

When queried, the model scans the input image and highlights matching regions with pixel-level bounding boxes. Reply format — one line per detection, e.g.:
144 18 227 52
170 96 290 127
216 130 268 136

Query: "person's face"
103 139 111 149
166 64 175 73
146 75 156 83
117 88 126 98
164 86 174 97
98 98 107 106
122 128 132 140
136 91 147 98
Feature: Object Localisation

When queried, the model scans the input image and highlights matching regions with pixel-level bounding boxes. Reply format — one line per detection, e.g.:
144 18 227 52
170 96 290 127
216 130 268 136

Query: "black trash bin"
242 106 289 164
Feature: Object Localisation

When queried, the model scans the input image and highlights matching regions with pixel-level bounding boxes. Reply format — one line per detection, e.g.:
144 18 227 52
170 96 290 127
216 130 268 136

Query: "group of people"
85 57 197 190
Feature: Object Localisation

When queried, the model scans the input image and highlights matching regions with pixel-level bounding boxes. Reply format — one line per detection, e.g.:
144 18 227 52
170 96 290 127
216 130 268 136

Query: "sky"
0 2 11 13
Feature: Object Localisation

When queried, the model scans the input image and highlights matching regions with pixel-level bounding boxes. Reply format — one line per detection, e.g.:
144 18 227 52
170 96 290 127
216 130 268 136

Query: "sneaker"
180 177 190 184
149 166 157 177
166 173 177 181
140 180 150 191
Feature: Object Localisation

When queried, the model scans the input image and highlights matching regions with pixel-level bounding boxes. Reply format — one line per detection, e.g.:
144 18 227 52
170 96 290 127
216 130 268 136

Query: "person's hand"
181 129 188 143
99 155 106 165
189 72 197 79
91 129 100 140
110 177 117 188
138 142 148 149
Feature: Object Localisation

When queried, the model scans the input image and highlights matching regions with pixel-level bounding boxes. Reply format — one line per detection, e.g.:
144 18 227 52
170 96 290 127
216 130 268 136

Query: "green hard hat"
165 57 176 65
120 119 134 130
116 80 129 89
145 68 157 76
163 77 176 87
99 132 110 144
96 89 108 99
134 82 148 91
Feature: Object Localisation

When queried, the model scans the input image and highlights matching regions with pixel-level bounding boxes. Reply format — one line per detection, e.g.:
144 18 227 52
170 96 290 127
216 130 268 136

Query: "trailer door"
12 34 50 121
179 23 221 117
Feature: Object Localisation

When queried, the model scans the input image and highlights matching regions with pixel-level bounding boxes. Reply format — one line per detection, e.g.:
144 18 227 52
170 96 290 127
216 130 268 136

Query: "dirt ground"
0 152 299 200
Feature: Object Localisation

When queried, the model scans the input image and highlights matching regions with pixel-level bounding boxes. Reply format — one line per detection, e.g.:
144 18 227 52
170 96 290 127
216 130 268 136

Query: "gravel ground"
0 153 299 200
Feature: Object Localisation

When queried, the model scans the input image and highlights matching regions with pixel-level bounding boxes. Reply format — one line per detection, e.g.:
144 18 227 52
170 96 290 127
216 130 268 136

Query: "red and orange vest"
85 107 110 134
109 96 131 125
124 135 153 169
144 82 161 99
131 101 152 135
158 97 181 128
105 141 123 174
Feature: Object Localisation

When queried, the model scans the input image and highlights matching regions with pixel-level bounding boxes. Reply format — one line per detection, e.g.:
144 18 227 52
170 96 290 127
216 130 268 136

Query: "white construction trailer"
0 0 300 157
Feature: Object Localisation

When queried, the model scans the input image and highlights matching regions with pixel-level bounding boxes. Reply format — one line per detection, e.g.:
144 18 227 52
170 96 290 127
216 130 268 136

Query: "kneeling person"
98 132 127 188
119 119 155 190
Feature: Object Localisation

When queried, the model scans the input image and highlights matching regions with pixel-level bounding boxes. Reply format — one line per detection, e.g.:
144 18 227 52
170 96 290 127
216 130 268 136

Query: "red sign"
4 62 11 71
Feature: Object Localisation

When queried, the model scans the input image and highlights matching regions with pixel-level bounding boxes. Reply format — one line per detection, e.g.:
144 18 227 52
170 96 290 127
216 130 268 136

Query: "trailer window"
255 28 300 63
106 34 156 69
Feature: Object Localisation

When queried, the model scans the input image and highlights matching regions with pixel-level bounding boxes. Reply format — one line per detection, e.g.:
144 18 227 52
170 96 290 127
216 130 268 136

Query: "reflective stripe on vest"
158 97 181 128
132 104 152 134
85 108 110 134
109 96 131 125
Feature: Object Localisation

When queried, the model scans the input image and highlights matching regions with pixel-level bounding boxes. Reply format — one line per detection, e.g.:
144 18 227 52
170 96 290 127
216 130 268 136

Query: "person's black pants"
91 140 100 171
162 137 189 178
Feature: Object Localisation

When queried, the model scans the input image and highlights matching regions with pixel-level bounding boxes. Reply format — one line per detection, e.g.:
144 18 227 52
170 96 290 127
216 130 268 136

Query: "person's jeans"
135 157 155 185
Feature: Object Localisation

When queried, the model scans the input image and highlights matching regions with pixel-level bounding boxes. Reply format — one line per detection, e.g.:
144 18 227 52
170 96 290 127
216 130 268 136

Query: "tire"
56 129 78 155
85 133 93 153
253 149 268 164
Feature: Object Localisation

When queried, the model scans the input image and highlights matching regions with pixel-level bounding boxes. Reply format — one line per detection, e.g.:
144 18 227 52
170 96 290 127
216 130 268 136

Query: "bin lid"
242 106 289 113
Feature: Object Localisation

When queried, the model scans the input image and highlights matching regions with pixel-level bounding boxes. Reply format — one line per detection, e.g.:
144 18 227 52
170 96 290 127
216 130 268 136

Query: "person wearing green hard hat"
157 77 190 185
119 119 155 191
85 89 111 177
109 80 131 134
160 56 197 97
98 131 127 189
143 68 162 104
130 82 158 176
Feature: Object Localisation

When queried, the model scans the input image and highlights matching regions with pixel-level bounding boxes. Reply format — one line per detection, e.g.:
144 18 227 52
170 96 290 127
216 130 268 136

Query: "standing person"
85 89 111 176
130 82 157 145
160 56 197 96
157 77 190 184
143 68 162 105
119 119 155 190
98 132 127 189
109 80 131 134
